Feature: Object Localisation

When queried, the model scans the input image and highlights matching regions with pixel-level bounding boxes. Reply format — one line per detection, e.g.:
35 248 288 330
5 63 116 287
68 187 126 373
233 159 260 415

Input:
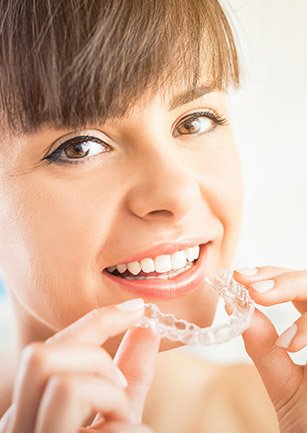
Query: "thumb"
114 326 161 423
241 307 303 408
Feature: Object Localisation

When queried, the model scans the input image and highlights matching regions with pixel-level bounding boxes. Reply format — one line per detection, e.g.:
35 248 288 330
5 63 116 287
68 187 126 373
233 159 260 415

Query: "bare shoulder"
207 362 279 432
144 349 279 433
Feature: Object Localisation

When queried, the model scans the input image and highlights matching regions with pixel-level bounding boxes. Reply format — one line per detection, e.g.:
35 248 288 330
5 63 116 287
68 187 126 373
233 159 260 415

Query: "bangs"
0 0 240 135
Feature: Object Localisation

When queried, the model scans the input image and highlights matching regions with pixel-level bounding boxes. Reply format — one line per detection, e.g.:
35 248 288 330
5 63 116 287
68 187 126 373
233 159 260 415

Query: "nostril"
148 209 174 217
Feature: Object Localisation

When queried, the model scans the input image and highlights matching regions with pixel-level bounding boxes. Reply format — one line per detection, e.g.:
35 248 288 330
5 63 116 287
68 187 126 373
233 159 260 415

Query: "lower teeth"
121 262 194 280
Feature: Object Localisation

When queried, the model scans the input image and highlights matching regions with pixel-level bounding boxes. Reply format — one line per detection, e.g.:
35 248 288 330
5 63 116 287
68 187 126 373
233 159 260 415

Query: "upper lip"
103 235 212 268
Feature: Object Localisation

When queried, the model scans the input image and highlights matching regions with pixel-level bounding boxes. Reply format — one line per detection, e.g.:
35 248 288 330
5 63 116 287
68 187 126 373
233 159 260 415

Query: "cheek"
0 169 125 327
195 141 244 265
211 147 243 227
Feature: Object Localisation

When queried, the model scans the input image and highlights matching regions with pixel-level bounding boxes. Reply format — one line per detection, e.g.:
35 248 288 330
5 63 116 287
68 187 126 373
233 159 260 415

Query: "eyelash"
43 136 107 166
43 109 228 166
176 109 228 133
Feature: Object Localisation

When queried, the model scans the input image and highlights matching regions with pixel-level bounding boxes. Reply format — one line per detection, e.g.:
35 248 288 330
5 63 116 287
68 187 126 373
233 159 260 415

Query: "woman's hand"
233 266 307 433
0 298 160 433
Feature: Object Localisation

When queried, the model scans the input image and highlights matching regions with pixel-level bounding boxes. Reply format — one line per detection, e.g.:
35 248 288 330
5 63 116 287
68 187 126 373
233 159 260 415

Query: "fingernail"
235 267 258 276
276 324 298 348
115 298 144 312
250 279 275 293
115 367 128 388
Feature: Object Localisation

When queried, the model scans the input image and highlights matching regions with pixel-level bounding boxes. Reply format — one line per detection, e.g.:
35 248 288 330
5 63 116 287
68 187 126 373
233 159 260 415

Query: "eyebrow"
168 83 217 111
30 83 219 133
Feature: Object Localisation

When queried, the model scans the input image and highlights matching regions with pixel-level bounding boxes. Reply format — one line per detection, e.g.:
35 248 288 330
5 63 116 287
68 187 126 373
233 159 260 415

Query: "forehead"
0 87 227 145
137 80 222 112
99 74 226 122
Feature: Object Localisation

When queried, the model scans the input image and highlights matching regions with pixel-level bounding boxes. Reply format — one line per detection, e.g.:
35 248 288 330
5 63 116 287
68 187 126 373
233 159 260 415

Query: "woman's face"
0 87 243 353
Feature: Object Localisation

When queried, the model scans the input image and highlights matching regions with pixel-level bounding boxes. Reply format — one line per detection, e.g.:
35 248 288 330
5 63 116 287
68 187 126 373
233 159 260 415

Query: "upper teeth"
106 245 200 275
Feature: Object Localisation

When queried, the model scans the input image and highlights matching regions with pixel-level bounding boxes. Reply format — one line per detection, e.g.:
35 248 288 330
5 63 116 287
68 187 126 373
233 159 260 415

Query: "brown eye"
45 135 111 165
64 141 91 159
176 116 215 136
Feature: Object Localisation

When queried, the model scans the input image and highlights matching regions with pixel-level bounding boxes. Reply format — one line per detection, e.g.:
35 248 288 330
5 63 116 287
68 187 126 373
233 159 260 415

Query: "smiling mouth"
104 245 201 281
102 242 210 299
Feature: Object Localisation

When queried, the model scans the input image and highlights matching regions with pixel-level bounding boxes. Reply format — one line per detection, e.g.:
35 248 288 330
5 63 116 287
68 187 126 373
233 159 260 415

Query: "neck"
11 291 56 351
0 289 57 416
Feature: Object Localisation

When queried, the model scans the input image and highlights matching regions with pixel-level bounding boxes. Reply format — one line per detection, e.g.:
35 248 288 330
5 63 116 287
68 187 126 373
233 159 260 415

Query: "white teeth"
140 258 155 273
185 247 195 262
127 261 142 275
171 251 187 270
116 264 128 273
193 245 200 260
154 255 172 273
108 244 202 276
123 264 192 280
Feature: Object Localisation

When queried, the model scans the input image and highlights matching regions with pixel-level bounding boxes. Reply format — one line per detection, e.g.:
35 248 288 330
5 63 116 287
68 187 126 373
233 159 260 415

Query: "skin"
234 267 307 432
0 89 242 355
0 300 160 432
0 88 243 431
0 86 305 431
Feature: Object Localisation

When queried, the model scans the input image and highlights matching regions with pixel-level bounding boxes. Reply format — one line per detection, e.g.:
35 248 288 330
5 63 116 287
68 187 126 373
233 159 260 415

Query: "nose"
126 149 201 223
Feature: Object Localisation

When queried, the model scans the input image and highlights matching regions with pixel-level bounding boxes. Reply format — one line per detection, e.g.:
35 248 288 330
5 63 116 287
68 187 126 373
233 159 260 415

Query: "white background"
186 0 307 364
1 0 307 364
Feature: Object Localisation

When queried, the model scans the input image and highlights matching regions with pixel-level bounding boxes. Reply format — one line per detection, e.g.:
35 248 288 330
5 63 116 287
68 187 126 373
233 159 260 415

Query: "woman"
0 1 306 432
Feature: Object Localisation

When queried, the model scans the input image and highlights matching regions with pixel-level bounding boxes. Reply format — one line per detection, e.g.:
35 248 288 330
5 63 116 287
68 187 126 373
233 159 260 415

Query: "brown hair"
0 0 240 135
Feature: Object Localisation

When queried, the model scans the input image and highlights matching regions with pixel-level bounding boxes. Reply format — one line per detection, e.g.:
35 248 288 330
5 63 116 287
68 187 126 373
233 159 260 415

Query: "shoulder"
203 362 279 432
144 349 279 433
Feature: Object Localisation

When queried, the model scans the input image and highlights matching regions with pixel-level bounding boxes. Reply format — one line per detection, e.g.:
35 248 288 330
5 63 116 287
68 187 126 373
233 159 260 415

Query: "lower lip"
102 242 210 299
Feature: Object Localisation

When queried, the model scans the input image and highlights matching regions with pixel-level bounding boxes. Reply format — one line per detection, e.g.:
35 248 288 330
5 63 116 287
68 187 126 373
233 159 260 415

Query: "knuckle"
282 270 306 290
282 271 306 297
99 348 113 366
21 342 48 371
47 374 76 399
282 271 297 285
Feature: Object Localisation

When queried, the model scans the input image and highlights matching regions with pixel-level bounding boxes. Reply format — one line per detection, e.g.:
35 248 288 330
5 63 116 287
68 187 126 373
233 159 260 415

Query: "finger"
11 342 127 433
234 267 307 309
234 265 293 283
276 312 307 352
34 373 131 433
12 299 144 433
45 298 145 346
242 307 304 409
114 327 161 424
233 265 289 305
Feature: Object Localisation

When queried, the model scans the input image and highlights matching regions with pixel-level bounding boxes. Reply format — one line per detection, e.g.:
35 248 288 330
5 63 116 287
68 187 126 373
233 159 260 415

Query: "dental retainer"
134 269 255 345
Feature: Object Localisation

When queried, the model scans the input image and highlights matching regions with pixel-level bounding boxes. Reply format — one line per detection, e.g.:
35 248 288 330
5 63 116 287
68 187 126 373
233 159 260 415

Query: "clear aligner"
134 269 255 345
